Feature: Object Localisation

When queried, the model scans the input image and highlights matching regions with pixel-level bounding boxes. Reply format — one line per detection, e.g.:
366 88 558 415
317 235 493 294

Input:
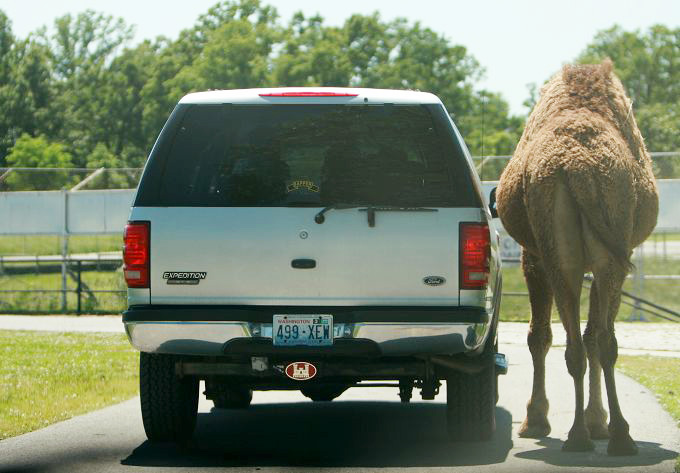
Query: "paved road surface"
1 342 678 473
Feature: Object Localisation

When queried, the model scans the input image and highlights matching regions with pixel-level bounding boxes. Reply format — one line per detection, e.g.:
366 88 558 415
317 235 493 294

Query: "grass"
499 256 680 323
0 258 677 317
0 269 126 313
646 232 680 243
0 330 138 440
0 234 121 257
616 355 680 472
0 234 678 317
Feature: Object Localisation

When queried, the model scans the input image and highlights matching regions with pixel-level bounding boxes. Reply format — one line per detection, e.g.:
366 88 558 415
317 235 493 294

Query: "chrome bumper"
124 321 488 356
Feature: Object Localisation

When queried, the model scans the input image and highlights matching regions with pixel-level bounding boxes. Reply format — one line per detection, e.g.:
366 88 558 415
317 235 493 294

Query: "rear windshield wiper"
314 204 360 224
359 206 438 227
315 205 438 226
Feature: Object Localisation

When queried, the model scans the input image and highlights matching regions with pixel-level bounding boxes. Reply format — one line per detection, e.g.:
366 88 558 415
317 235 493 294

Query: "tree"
457 91 524 179
94 41 161 166
635 103 680 177
141 0 281 140
0 9 13 84
175 7 281 91
48 10 134 80
4 134 74 190
273 10 521 160
578 24 680 163
43 10 134 166
0 22 53 164
0 2 522 173
274 13 352 86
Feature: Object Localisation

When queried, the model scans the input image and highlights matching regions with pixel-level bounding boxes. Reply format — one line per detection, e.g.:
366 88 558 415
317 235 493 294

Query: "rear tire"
140 352 199 443
212 387 253 409
446 355 496 441
301 384 349 402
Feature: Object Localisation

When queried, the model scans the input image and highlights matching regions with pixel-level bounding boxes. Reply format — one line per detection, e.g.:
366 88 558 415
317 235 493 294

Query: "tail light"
460 223 490 290
124 221 150 288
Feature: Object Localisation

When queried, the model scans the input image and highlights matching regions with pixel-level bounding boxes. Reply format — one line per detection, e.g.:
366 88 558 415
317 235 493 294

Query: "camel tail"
564 173 634 272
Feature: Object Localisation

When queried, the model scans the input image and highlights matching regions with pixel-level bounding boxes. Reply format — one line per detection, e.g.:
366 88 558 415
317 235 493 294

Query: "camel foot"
587 422 610 440
518 418 551 438
607 433 638 456
562 429 595 452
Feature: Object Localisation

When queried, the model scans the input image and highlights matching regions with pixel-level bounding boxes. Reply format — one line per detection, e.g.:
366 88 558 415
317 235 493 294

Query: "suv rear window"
137 104 478 207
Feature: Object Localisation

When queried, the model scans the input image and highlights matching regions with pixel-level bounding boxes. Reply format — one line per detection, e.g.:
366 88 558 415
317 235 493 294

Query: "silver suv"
123 88 506 443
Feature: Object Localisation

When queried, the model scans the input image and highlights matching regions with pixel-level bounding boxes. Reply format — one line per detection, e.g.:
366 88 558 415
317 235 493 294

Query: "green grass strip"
0 330 138 440
0 235 122 257
616 355 680 472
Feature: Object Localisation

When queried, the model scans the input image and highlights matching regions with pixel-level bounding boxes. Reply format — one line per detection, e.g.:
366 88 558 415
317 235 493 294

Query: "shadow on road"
515 436 678 468
122 401 513 468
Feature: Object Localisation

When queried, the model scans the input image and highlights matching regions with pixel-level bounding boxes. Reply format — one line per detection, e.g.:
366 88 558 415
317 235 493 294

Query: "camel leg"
583 280 609 439
518 249 553 438
552 269 593 452
592 264 638 456
546 180 593 452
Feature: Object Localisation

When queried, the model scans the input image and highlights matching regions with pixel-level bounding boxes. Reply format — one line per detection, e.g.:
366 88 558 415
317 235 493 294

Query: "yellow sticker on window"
287 179 320 193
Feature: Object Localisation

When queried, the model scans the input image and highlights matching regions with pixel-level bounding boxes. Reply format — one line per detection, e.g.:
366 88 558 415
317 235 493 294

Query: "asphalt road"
1 343 678 473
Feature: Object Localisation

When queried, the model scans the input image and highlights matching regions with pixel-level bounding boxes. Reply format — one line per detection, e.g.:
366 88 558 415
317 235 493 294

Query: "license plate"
273 315 333 346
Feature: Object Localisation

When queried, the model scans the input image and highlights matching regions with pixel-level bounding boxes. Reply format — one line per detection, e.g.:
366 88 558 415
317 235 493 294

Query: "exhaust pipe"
430 353 508 375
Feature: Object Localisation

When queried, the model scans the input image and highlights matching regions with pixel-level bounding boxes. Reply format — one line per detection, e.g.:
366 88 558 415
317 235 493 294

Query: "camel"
496 60 658 455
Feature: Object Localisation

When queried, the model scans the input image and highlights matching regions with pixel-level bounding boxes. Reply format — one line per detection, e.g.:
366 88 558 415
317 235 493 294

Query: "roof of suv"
179 87 442 105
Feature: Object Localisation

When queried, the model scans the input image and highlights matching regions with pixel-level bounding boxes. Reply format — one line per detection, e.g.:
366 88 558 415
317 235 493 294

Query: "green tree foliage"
0 10 12 83
44 10 135 166
455 91 524 180
4 134 73 190
272 10 522 160
140 1 281 138
96 41 160 166
0 12 53 161
0 1 522 177
578 24 680 176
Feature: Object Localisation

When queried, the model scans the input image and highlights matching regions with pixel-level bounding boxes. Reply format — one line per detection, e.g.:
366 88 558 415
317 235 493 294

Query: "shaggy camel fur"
496 60 658 455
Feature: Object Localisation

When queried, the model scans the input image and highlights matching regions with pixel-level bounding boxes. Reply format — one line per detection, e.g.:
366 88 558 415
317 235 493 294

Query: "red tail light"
259 91 358 97
460 223 490 290
124 221 150 288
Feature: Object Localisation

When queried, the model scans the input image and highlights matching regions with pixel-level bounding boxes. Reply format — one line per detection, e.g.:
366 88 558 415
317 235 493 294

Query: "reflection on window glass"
158 104 475 207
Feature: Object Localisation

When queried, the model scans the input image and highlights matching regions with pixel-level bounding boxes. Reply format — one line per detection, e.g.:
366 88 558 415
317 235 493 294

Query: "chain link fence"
0 168 143 192
473 152 680 181
1 160 678 317
1 152 679 192
0 255 126 314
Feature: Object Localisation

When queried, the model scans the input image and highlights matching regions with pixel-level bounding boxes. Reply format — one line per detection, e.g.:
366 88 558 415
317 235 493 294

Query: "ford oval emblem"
285 362 317 381
423 276 446 286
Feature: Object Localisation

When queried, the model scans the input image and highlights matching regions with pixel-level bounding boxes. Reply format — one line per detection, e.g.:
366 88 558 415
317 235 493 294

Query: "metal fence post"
76 260 82 315
631 246 646 321
61 190 69 312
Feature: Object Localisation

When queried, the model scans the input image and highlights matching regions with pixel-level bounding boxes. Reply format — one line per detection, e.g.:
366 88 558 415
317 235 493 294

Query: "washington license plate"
273 315 333 346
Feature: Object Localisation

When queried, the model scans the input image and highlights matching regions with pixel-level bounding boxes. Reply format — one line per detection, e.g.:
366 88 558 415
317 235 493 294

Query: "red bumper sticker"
285 362 317 381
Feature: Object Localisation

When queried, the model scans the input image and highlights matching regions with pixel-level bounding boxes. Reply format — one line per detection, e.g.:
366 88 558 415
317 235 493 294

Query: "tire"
446 354 496 441
212 387 253 409
301 384 349 402
140 352 199 443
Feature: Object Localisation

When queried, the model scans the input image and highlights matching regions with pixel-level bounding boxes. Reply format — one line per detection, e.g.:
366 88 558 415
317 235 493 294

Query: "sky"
1 0 679 116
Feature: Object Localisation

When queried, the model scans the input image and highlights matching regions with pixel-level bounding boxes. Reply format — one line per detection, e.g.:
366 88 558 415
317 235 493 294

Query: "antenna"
481 93 486 181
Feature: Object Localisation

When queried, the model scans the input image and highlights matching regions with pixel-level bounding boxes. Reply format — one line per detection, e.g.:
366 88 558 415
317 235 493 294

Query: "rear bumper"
123 305 490 357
